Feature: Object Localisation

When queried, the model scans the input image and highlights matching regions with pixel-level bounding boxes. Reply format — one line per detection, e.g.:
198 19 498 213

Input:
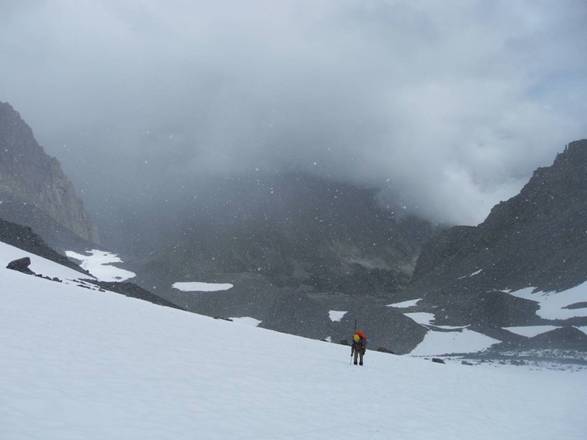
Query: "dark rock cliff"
0 102 97 247
413 139 587 293
403 140 587 341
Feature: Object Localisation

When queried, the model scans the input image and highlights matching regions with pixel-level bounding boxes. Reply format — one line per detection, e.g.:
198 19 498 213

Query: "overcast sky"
1 0 586 225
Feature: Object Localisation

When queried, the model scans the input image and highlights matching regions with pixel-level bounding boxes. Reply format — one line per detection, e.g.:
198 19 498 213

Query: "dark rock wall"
0 102 97 244
412 140 587 293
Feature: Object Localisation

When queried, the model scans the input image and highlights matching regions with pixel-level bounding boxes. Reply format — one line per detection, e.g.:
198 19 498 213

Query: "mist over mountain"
398 140 587 354
1 0 586 230
135 172 434 291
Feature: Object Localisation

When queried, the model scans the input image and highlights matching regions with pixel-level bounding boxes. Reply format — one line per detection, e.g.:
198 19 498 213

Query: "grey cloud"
1 0 586 225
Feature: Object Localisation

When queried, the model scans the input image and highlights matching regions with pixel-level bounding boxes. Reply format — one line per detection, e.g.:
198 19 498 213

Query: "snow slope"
2 246 587 439
0 241 90 282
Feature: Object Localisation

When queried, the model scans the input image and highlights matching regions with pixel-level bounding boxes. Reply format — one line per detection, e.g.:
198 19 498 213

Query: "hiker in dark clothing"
351 331 367 366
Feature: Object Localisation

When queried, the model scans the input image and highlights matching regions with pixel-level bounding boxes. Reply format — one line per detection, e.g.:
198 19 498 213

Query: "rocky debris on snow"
85 280 183 310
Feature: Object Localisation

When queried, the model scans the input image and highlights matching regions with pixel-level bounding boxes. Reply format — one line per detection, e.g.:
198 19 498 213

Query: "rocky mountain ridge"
413 139 587 294
395 140 587 356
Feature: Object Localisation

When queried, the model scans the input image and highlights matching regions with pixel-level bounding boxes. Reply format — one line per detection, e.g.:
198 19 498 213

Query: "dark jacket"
351 337 367 355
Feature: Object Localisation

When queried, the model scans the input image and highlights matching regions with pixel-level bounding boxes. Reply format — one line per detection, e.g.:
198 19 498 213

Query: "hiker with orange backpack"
351 330 367 366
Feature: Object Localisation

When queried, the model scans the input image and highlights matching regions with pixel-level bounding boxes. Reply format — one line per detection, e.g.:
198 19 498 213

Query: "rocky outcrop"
6 256 33 274
0 217 85 272
413 139 587 293
0 102 97 245
494 327 587 351
401 140 587 348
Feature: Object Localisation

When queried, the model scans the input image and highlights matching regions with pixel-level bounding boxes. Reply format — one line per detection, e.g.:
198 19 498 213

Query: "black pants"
353 350 364 365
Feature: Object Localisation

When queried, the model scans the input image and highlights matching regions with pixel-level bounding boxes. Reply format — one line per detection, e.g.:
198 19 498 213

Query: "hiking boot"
359 362 363 366
353 361 357 365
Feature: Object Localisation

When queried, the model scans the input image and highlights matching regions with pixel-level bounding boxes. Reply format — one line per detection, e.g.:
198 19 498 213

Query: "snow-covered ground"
411 329 501 356
66 249 136 282
1 242 88 282
2 244 587 439
172 281 234 292
507 284 587 320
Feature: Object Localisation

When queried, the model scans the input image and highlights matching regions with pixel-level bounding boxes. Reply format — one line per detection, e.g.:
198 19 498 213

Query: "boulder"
6 257 34 275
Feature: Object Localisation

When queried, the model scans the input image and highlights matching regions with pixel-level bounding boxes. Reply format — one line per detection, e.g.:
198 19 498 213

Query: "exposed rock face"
413 139 587 293
138 173 434 297
493 327 587 351
402 140 587 348
0 102 97 246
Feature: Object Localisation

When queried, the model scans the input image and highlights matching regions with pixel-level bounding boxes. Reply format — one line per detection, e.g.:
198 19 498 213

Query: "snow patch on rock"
66 249 135 282
507 283 587 320
458 269 483 280
387 299 421 308
404 312 436 326
328 310 347 322
172 282 234 292
411 329 500 356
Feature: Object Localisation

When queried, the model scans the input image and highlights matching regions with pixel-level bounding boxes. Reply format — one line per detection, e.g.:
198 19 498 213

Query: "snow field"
2 262 587 439
411 329 501 356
